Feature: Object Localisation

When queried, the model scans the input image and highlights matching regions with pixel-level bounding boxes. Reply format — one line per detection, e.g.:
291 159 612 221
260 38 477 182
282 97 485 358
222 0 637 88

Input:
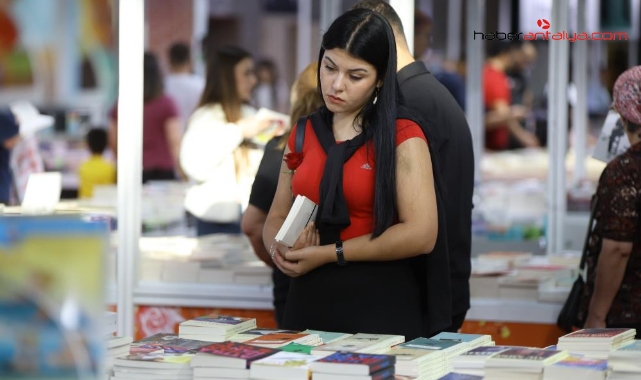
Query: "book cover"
618 340 641 351
560 328 634 340
490 347 566 361
387 346 444 362
180 314 254 327
281 343 314 354
459 346 515 357
245 332 310 347
113 352 193 369
0 216 109 379
400 338 462 351
550 355 608 371
198 341 279 361
430 332 490 344
437 373 483 380
303 329 353 344
251 351 322 368
275 195 318 247
311 352 396 375
130 333 210 354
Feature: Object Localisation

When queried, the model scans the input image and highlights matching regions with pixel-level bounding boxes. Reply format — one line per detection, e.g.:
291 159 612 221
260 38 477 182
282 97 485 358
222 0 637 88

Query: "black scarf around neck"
311 108 367 245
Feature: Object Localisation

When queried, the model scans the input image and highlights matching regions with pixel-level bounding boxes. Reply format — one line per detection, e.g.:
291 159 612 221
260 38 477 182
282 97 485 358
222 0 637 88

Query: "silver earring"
373 87 379 105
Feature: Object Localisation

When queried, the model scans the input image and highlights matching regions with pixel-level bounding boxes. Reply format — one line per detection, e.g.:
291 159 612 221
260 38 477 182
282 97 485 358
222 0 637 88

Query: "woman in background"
180 46 271 236
263 9 438 339
241 62 323 327
109 52 182 183
580 66 641 336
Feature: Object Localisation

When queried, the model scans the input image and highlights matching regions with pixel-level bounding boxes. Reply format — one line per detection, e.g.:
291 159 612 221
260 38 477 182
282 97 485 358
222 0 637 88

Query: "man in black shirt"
354 1 475 333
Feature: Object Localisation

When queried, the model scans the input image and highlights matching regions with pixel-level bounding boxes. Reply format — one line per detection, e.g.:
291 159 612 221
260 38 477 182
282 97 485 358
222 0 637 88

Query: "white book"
275 195 318 247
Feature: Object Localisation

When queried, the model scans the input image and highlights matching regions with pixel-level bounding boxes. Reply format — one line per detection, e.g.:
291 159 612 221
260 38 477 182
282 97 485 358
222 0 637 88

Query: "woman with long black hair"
263 9 438 340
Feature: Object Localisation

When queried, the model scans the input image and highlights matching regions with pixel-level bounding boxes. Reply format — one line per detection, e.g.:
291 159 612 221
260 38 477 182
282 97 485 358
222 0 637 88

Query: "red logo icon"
537 19 550 29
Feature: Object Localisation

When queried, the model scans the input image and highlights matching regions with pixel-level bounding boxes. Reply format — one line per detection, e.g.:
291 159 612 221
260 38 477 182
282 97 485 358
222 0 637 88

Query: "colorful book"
129 333 211 354
457 345 516 357
437 373 483 380
249 351 325 380
558 328 636 342
486 347 568 369
281 343 314 354
310 352 396 375
543 355 608 379
313 365 395 380
178 314 256 336
191 341 279 368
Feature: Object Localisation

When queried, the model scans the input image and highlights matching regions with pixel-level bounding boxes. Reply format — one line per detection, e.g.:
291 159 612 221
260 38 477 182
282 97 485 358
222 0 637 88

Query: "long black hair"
199 46 252 122
318 8 399 238
143 52 164 103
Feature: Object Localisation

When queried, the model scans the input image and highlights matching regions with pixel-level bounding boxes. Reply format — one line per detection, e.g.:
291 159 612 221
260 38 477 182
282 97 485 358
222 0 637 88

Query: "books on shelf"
557 328 636 359
311 333 405 356
542 355 608 380
249 351 325 380
275 194 318 247
385 345 448 378
190 341 279 368
178 314 256 342
310 352 396 376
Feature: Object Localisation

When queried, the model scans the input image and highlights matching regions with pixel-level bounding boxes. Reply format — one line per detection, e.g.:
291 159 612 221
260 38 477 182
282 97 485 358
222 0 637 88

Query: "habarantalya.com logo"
474 19 628 41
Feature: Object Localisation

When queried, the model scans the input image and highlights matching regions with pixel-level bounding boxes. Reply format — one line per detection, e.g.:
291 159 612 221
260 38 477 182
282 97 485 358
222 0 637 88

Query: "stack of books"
397 337 470 375
542 355 608 380
111 352 195 380
190 341 279 380
244 332 322 348
178 314 257 342
557 328 636 359
104 336 133 377
312 333 405 356
430 332 494 350
112 334 211 380
385 343 448 379
607 340 641 379
484 347 568 380
249 351 326 380
450 346 517 377
309 352 396 380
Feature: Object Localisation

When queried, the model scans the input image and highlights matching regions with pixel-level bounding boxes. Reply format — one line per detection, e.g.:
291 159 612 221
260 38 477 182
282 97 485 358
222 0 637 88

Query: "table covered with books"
104 312 641 380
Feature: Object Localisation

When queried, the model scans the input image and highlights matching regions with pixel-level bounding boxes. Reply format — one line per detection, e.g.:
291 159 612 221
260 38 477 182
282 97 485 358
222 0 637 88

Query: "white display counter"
467 298 564 325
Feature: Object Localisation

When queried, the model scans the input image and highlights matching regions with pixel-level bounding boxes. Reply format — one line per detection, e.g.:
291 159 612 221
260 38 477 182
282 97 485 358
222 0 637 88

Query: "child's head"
86 128 108 155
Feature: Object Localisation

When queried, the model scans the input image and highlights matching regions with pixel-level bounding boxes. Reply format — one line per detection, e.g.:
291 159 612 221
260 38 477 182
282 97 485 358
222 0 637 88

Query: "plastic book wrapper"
0 216 109 378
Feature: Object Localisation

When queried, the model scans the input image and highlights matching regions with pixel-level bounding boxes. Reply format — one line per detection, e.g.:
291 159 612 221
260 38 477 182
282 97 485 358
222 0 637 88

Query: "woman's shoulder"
394 118 426 145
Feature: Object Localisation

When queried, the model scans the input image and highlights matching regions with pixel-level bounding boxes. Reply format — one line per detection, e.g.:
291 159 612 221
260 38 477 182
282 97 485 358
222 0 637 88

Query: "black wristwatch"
335 240 348 266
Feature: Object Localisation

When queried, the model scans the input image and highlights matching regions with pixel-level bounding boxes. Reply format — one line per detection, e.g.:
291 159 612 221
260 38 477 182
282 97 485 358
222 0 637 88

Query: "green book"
280 343 313 354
